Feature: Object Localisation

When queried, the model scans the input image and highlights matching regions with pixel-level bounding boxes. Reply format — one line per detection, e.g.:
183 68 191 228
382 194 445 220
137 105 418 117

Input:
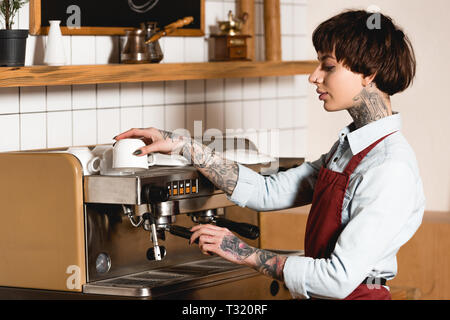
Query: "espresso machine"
0 142 303 299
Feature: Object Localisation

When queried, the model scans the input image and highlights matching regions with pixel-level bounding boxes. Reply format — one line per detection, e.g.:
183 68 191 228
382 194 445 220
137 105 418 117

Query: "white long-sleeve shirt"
229 113 426 299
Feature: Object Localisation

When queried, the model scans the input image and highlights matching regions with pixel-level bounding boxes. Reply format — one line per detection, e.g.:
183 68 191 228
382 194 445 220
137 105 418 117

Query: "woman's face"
309 52 368 112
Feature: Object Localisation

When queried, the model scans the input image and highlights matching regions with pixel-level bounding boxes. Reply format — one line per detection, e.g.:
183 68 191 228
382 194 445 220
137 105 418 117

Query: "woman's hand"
190 224 288 281
114 127 239 196
189 224 257 265
113 127 186 156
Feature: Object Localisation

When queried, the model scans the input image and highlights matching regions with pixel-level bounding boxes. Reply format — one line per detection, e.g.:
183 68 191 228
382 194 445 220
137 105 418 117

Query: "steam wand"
143 211 166 261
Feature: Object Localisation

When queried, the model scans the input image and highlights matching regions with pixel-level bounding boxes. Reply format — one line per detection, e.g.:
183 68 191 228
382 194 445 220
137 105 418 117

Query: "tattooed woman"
114 10 425 300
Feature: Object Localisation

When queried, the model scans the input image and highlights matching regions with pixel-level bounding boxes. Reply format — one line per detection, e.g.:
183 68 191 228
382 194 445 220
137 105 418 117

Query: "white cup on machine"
66 147 101 175
91 145 128 176
112 138 190 170
112 139 149 170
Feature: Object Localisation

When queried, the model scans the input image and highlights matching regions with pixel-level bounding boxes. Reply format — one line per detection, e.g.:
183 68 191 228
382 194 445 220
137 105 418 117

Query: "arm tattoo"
159 129 180 143
349 83 391 129
220 234 287 281
186 140 239 196
159 130 172 140
220 234 257 260
158 129 239 196
252 249 287 281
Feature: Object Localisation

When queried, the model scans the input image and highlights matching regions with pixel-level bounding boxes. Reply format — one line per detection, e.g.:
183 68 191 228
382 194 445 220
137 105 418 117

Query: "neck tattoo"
348 83 392 129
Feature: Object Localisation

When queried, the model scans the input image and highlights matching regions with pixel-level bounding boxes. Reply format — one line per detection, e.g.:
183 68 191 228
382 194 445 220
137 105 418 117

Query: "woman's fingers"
134 140 167 156
189 224 225 245
115 127 180 155
113 127 171 155
199 243 216 256
190 224 225 232
189 224 251 263
114 127 156 141
197 234 219 256
199 234 216 244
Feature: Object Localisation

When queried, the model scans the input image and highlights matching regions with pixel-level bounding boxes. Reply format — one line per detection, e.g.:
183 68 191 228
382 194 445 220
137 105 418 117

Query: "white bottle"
44 20 67 66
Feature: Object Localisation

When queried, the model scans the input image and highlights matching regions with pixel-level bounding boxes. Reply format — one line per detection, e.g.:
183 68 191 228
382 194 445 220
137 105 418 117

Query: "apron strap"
343 131 398 176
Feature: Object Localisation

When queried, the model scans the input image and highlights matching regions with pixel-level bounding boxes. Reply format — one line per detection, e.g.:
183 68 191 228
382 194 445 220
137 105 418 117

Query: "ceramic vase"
44 20 67 66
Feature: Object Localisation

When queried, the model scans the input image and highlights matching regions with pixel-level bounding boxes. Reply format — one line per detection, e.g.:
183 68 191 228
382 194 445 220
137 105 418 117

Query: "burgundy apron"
304 132 396 300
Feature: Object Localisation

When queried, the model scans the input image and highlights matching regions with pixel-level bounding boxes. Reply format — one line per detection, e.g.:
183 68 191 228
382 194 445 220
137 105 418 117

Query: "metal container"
143 22 164 63
121 29 149 64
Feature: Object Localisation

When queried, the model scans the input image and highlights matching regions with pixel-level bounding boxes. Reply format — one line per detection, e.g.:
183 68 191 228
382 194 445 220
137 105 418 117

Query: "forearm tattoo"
252 249 287 281
349 83 391 129
220 234 257 260
159 130 172 140
158 130 239 196
220 234 287 281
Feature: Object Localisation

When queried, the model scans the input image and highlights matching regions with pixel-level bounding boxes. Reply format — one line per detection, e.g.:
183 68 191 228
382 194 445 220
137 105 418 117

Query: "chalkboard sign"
29 0 204 36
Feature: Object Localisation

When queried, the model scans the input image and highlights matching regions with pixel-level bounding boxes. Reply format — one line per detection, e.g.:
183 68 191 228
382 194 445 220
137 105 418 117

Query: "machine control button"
172 182 178 196
179 181 184 195
185 180 191 194
192 179 198 193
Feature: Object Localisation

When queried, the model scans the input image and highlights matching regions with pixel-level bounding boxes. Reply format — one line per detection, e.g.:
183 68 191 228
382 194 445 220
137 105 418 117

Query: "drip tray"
83 257 256 298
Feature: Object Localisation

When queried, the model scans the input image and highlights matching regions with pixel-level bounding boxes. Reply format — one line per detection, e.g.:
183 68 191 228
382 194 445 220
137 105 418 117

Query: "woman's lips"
316 89 329 100
319 92 329 100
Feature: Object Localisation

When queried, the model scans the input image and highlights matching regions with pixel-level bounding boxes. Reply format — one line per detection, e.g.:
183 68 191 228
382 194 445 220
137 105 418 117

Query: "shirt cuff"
227 164 258 207
283 255 312 299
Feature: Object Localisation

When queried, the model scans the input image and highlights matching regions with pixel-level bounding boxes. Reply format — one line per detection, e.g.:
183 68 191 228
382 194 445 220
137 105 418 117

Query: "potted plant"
0 0 29 67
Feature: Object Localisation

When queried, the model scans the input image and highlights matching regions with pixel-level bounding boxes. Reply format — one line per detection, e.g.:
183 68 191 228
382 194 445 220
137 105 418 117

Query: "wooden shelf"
0 61 317 87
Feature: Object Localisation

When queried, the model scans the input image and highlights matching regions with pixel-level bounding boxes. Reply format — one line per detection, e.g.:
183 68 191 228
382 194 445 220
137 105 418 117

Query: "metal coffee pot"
142 22 164 63
120 23 164 64
121 28 150 64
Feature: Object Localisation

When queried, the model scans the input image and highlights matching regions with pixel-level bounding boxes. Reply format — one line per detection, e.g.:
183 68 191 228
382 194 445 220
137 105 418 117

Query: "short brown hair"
312 9 416 96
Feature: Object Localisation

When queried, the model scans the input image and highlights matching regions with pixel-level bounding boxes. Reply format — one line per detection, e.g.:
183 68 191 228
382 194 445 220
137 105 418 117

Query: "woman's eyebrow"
317 54 336 61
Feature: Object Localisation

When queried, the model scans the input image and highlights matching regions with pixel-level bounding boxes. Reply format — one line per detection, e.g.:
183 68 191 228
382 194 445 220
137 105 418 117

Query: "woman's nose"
308 67 323 84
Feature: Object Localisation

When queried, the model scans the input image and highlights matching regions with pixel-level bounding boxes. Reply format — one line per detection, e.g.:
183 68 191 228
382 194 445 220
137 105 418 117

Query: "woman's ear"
362 73 377 87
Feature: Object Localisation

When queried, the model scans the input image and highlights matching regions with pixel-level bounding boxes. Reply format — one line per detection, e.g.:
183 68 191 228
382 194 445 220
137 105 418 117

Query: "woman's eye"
323 66 335 71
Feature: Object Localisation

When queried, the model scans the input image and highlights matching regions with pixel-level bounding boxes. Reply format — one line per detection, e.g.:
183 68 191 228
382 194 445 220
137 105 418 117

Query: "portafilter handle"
168 225 199 244
214 217 260 240
168 220 259 244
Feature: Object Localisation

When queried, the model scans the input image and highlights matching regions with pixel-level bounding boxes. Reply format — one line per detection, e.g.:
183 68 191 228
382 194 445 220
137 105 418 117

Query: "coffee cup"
92 145 111 158
91 145 120 176
66 147 101 175
113 139 149 170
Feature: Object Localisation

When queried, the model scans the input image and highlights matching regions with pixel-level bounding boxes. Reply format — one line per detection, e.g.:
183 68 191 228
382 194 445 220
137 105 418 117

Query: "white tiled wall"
0 0 309 158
